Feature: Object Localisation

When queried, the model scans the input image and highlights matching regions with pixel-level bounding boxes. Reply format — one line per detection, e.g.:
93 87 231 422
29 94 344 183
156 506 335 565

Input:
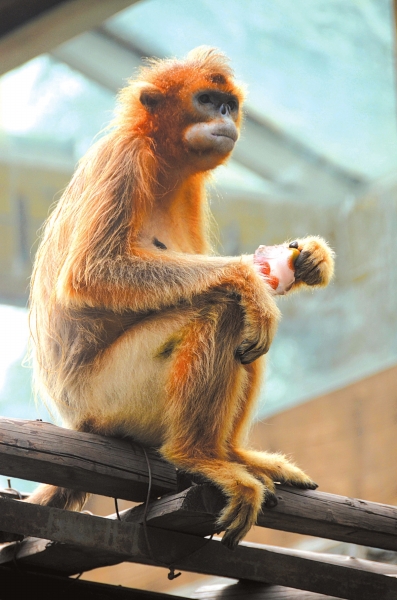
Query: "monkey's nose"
220 103 230 116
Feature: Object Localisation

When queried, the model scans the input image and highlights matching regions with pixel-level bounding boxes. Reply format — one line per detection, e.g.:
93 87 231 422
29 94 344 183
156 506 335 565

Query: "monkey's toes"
291 480 318 490
221 528 241 550
263 490 278 508
217 494 261 549
219 504 255 550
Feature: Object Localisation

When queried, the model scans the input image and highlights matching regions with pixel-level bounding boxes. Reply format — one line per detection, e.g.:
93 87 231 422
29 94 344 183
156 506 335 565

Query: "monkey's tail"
25 483 89 511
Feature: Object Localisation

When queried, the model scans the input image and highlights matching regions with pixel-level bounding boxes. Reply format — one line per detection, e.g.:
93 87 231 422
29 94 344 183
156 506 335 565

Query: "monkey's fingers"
236 337 270 364
293 236 334 287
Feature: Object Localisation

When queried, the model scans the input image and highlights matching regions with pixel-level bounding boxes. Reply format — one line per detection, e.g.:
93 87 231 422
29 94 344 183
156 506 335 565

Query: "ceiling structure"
0 0 368 205
0 0 138 76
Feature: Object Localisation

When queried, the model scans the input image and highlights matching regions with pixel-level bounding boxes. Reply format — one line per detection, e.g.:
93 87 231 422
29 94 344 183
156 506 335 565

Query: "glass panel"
109 0 397 179
0 55 114 158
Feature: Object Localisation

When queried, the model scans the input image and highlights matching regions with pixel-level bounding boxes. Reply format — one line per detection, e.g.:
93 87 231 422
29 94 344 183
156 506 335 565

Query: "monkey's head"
116 47 245 173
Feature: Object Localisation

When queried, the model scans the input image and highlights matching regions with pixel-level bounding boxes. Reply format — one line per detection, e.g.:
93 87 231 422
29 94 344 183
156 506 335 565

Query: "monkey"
27 47 334 549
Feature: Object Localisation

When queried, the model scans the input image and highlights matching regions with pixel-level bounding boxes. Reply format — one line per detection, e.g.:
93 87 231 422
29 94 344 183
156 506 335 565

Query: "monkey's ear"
137 82 163 111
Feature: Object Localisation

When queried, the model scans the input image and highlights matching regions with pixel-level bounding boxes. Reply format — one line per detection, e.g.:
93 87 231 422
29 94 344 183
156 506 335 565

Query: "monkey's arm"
56 248 267 312
55 249 279 365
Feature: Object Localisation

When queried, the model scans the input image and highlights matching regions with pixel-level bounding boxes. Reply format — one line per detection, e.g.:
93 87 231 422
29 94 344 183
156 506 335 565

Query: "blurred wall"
0 136 73 305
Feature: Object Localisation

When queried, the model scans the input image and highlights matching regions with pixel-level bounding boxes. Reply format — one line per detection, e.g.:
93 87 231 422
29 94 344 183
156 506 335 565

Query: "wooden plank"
2 418 397 549
0 565 189 600
118 483 397 552
0 498 396 600
0 0 138 76
257 485 397 551
0 417 177 501
0 536 124 573
193 581 342 599
0 0 66 38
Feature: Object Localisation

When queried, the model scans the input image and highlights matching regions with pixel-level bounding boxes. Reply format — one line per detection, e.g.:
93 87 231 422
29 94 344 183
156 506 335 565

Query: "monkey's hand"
235 271 280 365
291 236 334 288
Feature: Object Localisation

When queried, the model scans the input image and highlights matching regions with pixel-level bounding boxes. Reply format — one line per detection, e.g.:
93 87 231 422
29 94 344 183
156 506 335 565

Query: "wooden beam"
0 498 397 599
0 0 138 76
51 29 142 92
2 418 397 550
0 417 177 501
193 581 343 600
116 483 397 552
0 565 189 600
0 0 67 38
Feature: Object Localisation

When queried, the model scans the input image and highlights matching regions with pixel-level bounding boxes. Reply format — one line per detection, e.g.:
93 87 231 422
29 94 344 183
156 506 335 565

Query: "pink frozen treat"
253 243 301 295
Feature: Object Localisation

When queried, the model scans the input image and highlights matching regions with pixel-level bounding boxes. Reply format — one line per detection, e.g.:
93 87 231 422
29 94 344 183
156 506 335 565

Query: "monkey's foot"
280 478 318 490
217 478 268 550
229 449 317 492
292 236 334 287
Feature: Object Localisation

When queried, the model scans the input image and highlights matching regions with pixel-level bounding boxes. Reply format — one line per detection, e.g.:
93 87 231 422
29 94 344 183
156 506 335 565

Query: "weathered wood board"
0 498 397 600
0 417 176 501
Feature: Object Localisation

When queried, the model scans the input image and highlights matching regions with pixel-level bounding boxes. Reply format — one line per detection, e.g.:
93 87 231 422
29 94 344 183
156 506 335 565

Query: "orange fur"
28 47 334 548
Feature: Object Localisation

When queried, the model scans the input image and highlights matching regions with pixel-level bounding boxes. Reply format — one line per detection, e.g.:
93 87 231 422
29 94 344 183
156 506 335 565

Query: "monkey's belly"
59 313 188 446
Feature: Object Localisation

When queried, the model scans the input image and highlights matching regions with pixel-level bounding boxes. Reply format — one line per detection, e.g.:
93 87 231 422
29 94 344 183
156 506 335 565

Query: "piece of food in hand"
254 243 301 295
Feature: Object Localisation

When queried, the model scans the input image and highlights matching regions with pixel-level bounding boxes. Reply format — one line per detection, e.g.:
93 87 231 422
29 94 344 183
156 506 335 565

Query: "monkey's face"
134 68 243 172
183 89 240 165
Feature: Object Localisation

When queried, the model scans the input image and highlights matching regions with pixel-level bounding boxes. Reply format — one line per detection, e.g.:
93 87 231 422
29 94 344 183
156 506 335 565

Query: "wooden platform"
1 417 396 599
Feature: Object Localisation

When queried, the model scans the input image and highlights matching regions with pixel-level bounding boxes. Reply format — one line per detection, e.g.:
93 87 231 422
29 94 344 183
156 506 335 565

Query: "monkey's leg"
21 311 186 517
160 300 274 549
227 361 317 491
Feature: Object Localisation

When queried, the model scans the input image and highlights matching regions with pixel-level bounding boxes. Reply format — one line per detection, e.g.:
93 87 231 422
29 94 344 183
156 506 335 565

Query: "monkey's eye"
228 100 238 111
199 94 212 104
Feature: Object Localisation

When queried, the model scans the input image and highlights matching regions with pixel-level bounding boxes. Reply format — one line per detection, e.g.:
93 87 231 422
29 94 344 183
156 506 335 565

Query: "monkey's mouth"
210 132 237 154
184 122 238 154
211 127 238 143
212 133 236 142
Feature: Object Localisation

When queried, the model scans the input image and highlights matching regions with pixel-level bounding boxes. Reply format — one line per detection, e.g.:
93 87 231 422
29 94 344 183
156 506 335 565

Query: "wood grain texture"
0 417 177 501
193 581 343 599
119 483 397 551
0 565 189 600
0 498 397 599
1 417 397 549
